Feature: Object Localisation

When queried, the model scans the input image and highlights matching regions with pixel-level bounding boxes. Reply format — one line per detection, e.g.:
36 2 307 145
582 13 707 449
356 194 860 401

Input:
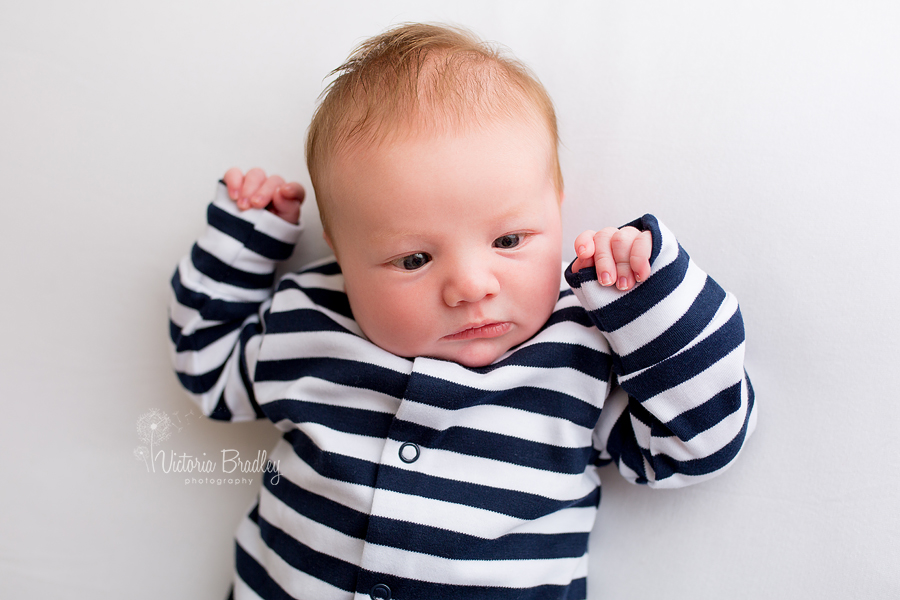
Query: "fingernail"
601 272 613 286
228 189 237 200
577 245 586 257
617 277 628 290
251 195 262 207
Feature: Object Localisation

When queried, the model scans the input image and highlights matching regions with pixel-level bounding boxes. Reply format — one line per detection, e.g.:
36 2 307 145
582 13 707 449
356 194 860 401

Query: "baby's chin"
422 337 519 369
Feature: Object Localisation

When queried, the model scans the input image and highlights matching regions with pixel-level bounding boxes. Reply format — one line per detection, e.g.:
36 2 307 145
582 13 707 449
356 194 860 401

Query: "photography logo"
133 408 279 485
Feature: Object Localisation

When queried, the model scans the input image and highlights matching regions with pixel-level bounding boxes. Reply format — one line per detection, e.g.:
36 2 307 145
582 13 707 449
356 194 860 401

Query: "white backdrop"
2 1 898 598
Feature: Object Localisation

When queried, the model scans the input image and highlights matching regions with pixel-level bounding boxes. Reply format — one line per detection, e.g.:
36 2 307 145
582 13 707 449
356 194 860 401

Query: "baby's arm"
567 216 755 488
169 169 304 421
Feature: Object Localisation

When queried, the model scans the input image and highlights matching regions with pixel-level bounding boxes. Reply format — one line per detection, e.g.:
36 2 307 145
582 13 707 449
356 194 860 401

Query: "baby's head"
306 23 564 367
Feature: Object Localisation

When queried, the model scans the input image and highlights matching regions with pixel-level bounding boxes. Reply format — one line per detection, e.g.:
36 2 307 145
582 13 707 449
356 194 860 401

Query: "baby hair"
306 22 562 233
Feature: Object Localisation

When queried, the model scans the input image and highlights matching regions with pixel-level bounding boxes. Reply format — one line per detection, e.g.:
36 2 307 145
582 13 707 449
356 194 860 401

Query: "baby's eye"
392 252 432 270
493 234 523 249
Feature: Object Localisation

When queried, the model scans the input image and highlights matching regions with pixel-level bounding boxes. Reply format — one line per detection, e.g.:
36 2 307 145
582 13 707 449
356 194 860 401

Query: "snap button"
399 442 420 463
370 583 391 600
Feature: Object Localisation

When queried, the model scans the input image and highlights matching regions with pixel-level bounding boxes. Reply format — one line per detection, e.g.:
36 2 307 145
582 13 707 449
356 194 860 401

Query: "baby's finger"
250 175 286 209
610 228 641 290
592 228 619 286
269 184 305 224
223 167 244 201
572 230 596 273
630 231 653 283
278 182 306 201
238 168 268 209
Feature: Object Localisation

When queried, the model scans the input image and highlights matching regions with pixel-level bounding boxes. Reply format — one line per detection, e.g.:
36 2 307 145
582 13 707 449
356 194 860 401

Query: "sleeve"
168 182 303 421
565 214 756 489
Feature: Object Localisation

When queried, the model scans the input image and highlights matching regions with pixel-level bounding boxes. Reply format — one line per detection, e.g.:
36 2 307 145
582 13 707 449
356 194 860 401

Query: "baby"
170 23 755 600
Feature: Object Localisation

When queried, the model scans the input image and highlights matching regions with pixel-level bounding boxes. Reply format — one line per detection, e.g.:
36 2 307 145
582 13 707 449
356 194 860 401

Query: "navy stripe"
276 278 354 318
175 350 229 395
663 380 742 441
301 260 342 276
374 464 602 521
617 275 727 374
621 308 745 399
235 542 297 600
405 374 601 429
169 318 237 352
364 515 589 560
253 513 359 593
171 269 259 321
589 244 691 333
356 571 587 600
208 202 295 261
265 308 354 335
210 392 233 421
631 213 663 264
255 357 409 399
263 468 369 540
192 244 275 290
282 427 601 520
238 321 265 419
605 404 649 484
264 399 395 439
541 304 595 330
390 420 594 474
644 381 754 481
473 341 612 380
284 428 380 489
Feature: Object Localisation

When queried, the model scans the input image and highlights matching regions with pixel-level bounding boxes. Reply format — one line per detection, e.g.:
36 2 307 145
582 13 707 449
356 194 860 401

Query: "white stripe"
179 255 273 302
289 270 346 293
258 483 365 568
368 488 598 539
416 359 610 409
169 297 224 329
197 226 277 275
610 259 708 357
255 376 402 417
234 513 349 600
383 438 598 500
358 541 589 587
232 575 266 600
398 399 594 449
259 329 409 374
645 362 749 462
523 316 611 353
172 324 244 376
268 439 377 516
266 285 364 337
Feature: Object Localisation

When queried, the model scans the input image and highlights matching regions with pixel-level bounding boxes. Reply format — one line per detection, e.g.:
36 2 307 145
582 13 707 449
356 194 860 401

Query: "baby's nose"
442 262 500 306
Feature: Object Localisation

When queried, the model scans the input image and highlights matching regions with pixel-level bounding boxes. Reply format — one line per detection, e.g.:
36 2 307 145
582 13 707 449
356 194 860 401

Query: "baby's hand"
572 227 652 291
223 167 305 224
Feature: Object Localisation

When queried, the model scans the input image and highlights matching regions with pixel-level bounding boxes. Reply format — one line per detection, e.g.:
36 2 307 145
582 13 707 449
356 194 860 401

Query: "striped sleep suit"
169 183 756 600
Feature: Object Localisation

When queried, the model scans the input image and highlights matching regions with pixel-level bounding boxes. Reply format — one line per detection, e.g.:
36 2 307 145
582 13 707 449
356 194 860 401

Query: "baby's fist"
572 226 652 291
223 167 305 224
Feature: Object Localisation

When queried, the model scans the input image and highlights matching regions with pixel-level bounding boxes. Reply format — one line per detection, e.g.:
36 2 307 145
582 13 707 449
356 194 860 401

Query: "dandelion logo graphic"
135 409 175 472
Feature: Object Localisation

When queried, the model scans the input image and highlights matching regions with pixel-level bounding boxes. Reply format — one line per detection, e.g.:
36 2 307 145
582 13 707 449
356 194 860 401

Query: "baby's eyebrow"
369 227 424 244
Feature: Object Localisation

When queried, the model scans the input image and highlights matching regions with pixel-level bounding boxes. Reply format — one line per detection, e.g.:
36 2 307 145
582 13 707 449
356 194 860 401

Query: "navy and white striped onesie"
169 183 756 600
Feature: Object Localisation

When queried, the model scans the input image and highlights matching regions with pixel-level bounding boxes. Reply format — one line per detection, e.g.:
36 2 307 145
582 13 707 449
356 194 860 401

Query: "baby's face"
324 117 563 368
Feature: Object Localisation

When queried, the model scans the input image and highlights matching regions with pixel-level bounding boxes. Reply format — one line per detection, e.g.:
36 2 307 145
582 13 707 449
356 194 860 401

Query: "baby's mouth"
442 322 512 341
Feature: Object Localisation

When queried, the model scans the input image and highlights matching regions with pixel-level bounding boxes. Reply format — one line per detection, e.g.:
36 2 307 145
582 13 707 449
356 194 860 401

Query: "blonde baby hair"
306 22 563 233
